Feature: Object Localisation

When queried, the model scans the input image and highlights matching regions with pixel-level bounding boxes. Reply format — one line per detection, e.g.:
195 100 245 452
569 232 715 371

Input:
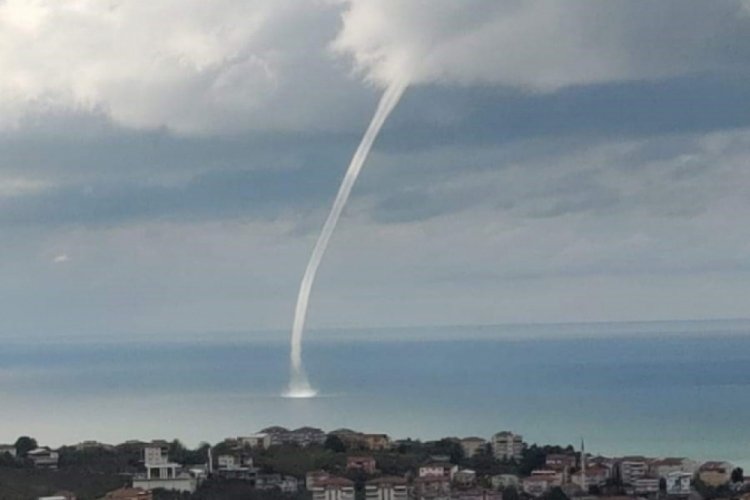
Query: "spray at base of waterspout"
283 366 318 398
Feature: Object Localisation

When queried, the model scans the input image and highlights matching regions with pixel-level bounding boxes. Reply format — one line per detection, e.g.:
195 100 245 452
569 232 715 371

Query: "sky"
2 0 750 340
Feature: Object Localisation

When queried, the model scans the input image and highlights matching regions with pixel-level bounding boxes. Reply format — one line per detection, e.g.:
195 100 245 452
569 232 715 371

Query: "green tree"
503 486 520 500
424 439 464 463
324 435 346 453
544 487 569 500
731 467 744 483
0 452 18 467
14 437 37 457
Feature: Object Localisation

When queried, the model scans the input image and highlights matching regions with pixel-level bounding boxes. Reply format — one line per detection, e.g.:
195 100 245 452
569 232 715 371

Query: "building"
630 478 660 495
546 454 576 471
363 434 391 451
414 476 452 500
490 474 519 490
28 448 59 469
307 470 332 490
311 476 356 500
491 432 523 462
451 489 503 500
329 429 364 449
365 476 408 500
419 462 459 480
102 487 153 500
459 438 487 459
454 469 477 488
215 454 256 480
217 454 242 469
698 461 733 486
38 492 75 500
588 456 617 478
75 441 114 452
237 433 271 450
258 426 325 447
522 476 552 497
256 473 299 493
277 476 300 494
571 465 609 489
347 456 377 474
650 458 698 479
617 457 650 485
132 444 197 493
665 471 692 496
522 471 564 496
259 426 292 446
530 470 563 487
289 426 327 446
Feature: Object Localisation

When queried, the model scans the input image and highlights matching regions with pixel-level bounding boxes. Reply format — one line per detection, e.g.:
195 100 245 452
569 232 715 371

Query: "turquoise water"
1 320 749 468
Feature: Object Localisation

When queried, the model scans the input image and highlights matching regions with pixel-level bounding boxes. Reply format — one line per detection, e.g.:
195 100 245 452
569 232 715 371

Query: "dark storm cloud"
381 74 750 152
0 167 345 227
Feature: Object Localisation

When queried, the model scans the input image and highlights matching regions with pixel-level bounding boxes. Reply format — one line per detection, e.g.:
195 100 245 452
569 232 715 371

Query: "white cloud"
333 0 750 89
1 1 749 134
0 176 50 197
0 0 363 134
52 254 69 263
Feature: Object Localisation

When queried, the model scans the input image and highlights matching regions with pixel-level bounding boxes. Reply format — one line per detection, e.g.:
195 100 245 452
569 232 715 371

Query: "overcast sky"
2 0 750 340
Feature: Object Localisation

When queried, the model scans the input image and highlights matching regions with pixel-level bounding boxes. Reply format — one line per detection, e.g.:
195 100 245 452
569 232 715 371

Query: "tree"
544 487 569 500
503 486 520 500
731 467 744 484
0 451 19 467
14 436 37 457
324 435 346 453
424 439 464 463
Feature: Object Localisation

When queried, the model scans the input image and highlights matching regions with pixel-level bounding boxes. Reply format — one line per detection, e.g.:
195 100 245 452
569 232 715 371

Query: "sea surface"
1 320 750 467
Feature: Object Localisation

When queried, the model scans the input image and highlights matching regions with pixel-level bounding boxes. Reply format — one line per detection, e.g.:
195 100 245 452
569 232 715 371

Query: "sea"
1 319 750 468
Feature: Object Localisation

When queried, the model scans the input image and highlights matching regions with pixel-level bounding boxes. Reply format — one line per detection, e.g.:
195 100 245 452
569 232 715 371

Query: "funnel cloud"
286 78 408 397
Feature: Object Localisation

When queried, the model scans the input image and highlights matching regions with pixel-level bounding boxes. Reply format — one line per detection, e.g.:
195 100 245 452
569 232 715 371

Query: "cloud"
333 0 750 89
2 1 750 135
52 254 69 263
0 0 368 134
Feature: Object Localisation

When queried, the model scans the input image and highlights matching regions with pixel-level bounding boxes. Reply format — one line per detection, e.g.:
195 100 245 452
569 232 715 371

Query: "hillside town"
0 427 748 500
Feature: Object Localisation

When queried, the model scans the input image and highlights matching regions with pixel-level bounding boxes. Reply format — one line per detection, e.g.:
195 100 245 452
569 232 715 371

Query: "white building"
132 444 196 493
698 461 734 486
413 476 452 500
454 469 477 487
311 476 355 500
307 470 332 491
650 458 698 479
666 471 692 496
365 476 408 500
530 470 563 487
491 432 523 462
618 457 649 485
28 448 59 469
215 453 255 480
237 433 271 449
522 476 552 497
631 477 660 495
419 462 459 480
571 465 609 489
490 474 519 490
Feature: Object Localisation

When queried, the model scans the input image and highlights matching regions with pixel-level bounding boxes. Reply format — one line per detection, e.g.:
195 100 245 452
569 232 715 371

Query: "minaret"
580 437 586 494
